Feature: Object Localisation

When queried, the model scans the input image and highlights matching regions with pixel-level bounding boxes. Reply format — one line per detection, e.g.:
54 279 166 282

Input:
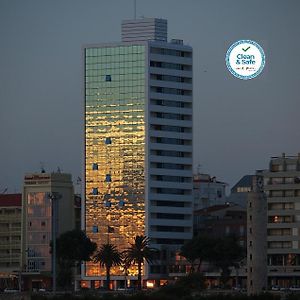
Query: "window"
225 226 230 235
92 163 98 170
156 213 186 220
271 177 283 184
268 241 292 249
105 75 111 82
105 174 112 182
240 225 245 236
268 215 293 223
92 188 98 195
287 164 296 171
92 225 98 233
105 201 111 208
105 137 112 144
268 228 291 236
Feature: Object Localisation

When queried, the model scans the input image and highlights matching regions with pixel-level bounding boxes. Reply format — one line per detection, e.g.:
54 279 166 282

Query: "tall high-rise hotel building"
84 18 193 285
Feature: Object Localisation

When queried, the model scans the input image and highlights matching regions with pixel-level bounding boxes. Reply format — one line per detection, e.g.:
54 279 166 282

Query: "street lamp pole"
49 192 61 294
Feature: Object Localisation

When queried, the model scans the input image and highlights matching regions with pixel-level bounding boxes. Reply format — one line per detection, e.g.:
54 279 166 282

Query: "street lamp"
48 192 61 294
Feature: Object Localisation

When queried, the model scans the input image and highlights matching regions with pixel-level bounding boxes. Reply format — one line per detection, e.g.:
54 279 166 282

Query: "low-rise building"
194 203 247 247
21 172 75 291
193 174 227 210
0 194 22 289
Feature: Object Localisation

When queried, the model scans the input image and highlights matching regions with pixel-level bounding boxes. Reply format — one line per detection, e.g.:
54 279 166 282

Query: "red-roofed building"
0 194 22 207
0 193 22 289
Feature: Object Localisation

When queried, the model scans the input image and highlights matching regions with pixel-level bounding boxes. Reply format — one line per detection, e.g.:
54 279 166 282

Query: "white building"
193 174 227 210
263 153 300 288
83 18 193 288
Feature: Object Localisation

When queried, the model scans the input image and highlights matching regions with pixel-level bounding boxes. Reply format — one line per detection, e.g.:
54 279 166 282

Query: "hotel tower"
83 18 193 288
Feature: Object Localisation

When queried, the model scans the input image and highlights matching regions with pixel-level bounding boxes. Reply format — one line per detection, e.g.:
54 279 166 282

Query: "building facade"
21 172 75 290
193 174 227 210
84 18 193 288
0 194 22 288
194 204 247 246
263 153 300 288
228 175 255 208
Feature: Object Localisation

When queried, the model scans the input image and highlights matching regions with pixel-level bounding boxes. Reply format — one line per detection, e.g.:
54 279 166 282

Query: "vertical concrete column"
247 178 267 295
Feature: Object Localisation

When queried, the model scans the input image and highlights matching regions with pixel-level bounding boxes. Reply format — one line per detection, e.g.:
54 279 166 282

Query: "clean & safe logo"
226 40 265 80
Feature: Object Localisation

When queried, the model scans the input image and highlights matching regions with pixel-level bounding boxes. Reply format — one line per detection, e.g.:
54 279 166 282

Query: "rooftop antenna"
134 0 136 19
197 164 201 175
1 188 8 194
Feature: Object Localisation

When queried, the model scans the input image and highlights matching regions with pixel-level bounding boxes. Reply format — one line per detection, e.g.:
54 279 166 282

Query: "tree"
55 229 97 288
180 235 244 287
180 235 214 273
93 243 122 290
210 235 244 287
123 235 157 290
180 238 198 273
56 229 97 263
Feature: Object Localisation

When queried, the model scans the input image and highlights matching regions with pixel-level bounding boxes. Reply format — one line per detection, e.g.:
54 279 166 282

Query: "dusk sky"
1 0 299 193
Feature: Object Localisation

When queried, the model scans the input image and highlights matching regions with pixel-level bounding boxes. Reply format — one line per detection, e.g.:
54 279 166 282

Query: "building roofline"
0 194 22 207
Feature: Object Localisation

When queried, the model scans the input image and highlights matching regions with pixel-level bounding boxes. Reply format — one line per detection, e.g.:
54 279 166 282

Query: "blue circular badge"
226 40 265 80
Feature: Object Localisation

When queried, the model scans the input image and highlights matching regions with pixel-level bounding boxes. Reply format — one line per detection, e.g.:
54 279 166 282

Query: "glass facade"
27 192 52 271
85 45 146 277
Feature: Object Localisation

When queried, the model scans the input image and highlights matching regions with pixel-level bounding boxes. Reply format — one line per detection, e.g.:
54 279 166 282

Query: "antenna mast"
134 0 136 19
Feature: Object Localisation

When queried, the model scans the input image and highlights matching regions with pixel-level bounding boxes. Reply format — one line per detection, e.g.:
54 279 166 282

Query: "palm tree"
123 235 157 290
93 243 122 290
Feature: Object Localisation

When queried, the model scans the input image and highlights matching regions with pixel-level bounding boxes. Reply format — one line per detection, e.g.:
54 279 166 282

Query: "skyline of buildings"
0 8 299 292
1 153 300 291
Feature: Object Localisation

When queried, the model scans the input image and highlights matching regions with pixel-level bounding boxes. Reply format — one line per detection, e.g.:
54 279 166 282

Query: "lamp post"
48 192 61 294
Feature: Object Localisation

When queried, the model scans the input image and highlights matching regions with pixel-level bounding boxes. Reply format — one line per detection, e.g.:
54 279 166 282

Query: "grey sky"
0 0 299 193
